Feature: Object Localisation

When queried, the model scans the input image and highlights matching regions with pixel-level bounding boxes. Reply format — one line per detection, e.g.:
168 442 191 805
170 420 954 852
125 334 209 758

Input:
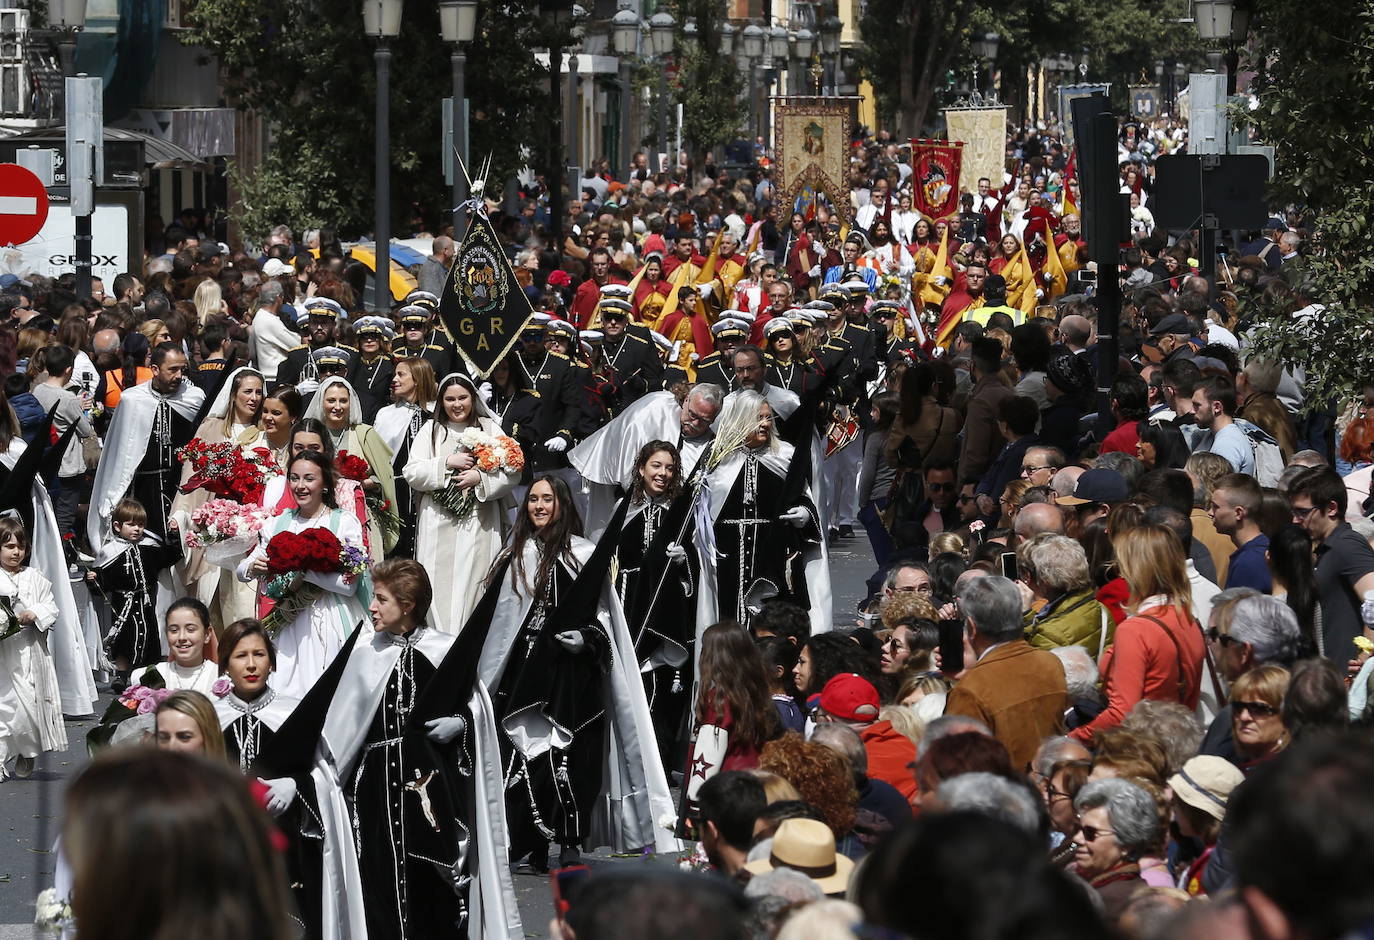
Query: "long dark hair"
1136 419 1189 470
290 418 334 459
898 361 938 426
500 474 583 603
1269 524 1319 647
628 439 682 504
799 631 878 697
287 451 339 509
696 621 779 749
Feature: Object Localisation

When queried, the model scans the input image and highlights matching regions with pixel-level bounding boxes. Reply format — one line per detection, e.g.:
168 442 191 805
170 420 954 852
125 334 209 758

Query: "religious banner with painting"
439 207 534 377
1129 85 1159 121
774 96 857 225
1055 84 1112 150
909 139 965 221
942 106 1007 195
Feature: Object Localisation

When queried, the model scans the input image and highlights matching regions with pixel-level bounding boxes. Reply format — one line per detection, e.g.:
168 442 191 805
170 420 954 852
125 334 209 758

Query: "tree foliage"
1238 0 1374 404
858 0 1201 134
666 0 747 162
182 0 565 241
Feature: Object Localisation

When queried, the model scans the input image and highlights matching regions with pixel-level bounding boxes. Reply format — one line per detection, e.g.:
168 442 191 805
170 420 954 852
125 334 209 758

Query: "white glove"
478 381 494 405
666 542 688 565
779 507 810 528
808 265 822 278
544 436 568 453
1362 595 1374 627
258 777 297 816
1035 288 1045 299
698 282 714 301
425 715 467 744
932 275 948 287
556 630 586 653
1043 272 1054 284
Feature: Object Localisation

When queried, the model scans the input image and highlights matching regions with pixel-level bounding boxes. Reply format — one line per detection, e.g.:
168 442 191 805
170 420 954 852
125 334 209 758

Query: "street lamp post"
648 10 674 173
1194 0 1249 94
791 28 813 95
818 15 841 95
48 0 86 76
363 0 402 312
439 0 477 238
970 31 999 100
741 24 764 141
49 0 89 299
612 9 639 181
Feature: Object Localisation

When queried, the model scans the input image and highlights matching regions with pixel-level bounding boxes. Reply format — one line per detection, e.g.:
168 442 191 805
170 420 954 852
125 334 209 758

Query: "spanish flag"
918 228 952 308
1043 219 1068 300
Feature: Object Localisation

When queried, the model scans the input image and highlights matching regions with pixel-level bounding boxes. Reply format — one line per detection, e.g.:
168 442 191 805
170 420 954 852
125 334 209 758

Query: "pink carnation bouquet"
186 499 270 568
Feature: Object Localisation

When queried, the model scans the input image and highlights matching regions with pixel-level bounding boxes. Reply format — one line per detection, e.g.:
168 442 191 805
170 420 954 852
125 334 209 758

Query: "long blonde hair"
155 690 227 761
1113 523 1194 622
194 278 223 327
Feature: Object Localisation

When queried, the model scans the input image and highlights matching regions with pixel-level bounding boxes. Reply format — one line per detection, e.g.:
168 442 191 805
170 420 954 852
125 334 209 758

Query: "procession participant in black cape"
88 341 205 552
695 390 832 635
611 440 697 770
475 474 676 873
568 382 725 538
345 315 397 424
211 618 299 773
256 560 520 940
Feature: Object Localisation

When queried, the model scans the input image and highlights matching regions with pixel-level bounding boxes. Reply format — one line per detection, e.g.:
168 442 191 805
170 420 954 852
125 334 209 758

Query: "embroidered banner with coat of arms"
909 139 965 221
439 208 534 377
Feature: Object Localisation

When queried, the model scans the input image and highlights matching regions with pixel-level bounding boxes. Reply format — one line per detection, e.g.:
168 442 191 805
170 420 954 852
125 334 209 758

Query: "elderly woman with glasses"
1230 662 1291 771
1070 777 1160 923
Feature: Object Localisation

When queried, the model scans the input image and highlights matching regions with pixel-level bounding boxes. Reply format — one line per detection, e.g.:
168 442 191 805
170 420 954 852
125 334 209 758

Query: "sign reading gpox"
439 209 533 378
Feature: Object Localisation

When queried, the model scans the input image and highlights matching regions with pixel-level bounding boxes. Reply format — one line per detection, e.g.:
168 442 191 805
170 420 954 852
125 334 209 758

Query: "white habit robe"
1 441 97 715
404 415 518 633
0 566 65 767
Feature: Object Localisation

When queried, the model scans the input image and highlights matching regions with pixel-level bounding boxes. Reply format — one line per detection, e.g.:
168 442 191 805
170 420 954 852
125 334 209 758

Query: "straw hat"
743 818 854 895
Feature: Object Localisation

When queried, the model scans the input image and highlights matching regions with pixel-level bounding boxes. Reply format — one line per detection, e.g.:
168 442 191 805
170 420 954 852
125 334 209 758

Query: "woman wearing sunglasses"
1229 662 1291 771
1069 777 1161 924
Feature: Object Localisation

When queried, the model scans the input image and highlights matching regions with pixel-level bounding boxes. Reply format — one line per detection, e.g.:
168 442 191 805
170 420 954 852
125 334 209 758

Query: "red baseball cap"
818 674 880 722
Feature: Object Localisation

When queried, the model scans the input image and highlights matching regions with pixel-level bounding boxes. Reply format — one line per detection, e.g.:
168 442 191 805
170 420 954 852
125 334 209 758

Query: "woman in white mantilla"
404 372 520 632
303 376 397 561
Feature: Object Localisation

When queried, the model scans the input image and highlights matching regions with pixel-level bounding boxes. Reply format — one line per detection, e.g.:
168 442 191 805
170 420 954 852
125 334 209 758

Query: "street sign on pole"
0 163 51 246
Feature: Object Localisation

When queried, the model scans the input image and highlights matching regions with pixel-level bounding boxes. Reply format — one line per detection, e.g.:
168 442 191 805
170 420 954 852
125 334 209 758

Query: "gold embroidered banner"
942 106 1008 193
774 97 856 225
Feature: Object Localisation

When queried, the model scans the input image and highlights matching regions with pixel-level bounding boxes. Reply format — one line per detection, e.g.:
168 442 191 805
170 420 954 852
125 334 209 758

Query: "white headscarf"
206 366 265 422
304 376 363 428
434 372 496 425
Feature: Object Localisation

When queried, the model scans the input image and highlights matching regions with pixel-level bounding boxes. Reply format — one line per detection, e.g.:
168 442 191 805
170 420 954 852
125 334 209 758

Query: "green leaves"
1240 0 1374 403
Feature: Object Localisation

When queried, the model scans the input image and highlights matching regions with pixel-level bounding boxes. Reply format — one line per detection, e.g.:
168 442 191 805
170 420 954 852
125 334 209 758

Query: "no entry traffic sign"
0 164 50 247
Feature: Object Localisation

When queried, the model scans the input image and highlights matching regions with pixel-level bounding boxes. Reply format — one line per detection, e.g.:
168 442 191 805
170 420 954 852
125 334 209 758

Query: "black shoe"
839 524 854 539
558 844 582 868
827 528 840 541
526 849 550 874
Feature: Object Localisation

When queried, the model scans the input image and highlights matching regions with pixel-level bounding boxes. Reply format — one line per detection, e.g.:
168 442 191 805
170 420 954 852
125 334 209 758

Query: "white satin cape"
568 390 712 540
313 626 522 940
475 537 679 855
1 442 97 715
86 377 205 553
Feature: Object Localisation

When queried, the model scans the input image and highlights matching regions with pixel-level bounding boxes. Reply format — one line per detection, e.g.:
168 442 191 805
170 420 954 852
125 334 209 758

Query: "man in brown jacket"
1236 357 1297 462
957 336 1014 489
945 575 1068 770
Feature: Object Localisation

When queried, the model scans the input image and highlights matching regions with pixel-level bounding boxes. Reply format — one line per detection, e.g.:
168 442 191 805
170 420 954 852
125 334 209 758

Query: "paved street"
0 536 874 936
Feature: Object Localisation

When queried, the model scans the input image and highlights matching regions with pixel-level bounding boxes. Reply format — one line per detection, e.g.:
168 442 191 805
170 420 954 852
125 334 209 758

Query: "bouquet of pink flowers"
185 499 270 568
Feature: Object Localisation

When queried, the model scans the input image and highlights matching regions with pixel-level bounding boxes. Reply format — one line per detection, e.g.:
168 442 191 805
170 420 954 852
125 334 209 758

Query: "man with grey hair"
1199 592 1300 763
569 383 725 533
810 723 912 828
1050 465 1084 501
945 575 1068 769
418 234 454 296
916 714 992 759
1051 645 1104 729
1030 734 1091 789
936 772 1043 836
1014 501 1065 541
248 278 295 382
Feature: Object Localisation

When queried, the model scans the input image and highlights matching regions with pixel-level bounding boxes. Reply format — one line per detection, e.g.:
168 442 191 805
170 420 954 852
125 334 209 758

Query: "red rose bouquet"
179 441 281 504
335 449 400 541
259 526 368 636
